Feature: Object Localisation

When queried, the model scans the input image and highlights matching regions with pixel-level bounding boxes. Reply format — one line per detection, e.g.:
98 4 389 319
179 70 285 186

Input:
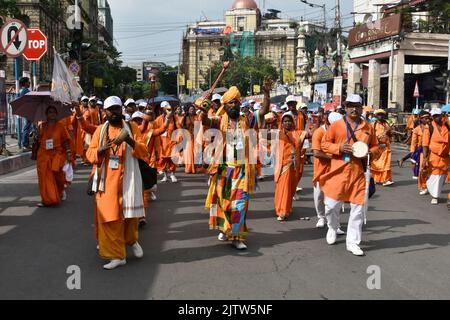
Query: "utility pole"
335 0 342 76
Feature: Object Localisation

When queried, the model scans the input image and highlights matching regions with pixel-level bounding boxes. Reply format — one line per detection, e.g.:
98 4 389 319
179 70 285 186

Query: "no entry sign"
23 28 48 61
0 19 28 58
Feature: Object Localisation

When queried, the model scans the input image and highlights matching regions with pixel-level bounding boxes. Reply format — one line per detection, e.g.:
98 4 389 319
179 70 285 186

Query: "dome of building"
231 0 258 10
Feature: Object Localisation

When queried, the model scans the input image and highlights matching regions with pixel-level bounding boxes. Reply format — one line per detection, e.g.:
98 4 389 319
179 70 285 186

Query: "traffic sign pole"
15 57 22 148
33 61 37 90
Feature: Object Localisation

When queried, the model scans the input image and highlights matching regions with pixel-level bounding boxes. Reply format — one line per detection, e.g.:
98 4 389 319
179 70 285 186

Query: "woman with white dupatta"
87 96 149 270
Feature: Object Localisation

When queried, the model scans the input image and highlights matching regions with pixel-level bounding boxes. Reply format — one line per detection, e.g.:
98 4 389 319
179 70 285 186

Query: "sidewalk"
0 135 34 175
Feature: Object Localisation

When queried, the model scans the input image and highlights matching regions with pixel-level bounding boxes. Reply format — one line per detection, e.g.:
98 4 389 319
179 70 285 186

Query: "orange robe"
320 119 379 205
278 112 307 185
36 122 70 206
86 122 148 260
311 126 330 185
59 116 76 167
274 129 306 217
74 105 88 159
156 114 179 173
371 121 392 183
411 125 427 190
139 120 167 211
183 114 206 174
422 122 450 176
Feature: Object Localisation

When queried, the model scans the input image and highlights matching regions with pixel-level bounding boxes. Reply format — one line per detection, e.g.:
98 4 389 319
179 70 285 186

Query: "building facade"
182 0 298 92
349 0 450 111
98 0 114 47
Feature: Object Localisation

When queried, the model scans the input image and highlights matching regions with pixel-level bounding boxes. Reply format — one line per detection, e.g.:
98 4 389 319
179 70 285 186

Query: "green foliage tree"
203 54 278 96
0 0 21 18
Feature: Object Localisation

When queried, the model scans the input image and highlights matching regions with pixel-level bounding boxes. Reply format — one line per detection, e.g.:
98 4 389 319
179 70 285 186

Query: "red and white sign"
23 28 47 61
413 81 420 98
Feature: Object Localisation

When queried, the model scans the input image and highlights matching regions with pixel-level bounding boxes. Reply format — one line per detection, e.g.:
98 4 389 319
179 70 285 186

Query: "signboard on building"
349 14 402 48
313 83 327 105
333 76 343 105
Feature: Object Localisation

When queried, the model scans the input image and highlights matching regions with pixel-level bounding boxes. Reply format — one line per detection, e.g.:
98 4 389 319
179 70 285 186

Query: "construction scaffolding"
229 32 256 57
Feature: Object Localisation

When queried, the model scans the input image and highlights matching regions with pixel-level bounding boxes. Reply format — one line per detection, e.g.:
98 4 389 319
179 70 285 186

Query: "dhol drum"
352 141 369 159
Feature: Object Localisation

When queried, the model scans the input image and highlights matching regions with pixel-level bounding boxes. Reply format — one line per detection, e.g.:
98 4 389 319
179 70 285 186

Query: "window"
237 16 246 32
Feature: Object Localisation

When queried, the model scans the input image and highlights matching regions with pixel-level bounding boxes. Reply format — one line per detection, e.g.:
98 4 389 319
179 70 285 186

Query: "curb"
0 152 34 175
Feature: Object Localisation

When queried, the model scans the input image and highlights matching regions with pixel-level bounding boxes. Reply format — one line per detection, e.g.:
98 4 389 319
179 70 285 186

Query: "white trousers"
325 197 363 246
426 174 447 199
313 182 325 219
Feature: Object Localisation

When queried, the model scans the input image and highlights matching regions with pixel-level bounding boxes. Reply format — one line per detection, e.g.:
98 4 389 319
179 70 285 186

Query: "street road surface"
0 145 449 299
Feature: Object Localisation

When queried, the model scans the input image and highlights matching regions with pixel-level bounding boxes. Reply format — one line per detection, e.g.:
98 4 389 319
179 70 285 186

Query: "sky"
108 0 354 67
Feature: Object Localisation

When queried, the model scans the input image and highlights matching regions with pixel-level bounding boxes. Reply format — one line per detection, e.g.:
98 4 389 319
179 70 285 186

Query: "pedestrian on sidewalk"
87 96 148 270
18 77 33 151
36 105 72 207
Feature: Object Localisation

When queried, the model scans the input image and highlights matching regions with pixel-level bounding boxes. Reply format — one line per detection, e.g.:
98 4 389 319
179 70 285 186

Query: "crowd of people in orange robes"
30 80 449 269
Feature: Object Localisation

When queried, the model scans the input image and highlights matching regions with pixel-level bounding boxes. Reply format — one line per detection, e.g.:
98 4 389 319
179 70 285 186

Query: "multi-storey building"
349 0 450 110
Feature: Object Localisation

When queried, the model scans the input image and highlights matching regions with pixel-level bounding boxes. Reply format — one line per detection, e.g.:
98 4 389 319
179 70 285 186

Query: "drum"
352 141 369 158
114 128 129 145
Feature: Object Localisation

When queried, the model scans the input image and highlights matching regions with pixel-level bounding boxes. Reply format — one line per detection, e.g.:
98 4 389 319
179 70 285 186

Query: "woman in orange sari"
274 111 308 221
182 105 205 174
36 106 71 207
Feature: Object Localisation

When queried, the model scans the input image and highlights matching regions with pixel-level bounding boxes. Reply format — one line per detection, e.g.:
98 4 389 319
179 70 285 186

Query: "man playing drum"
320 95 380 256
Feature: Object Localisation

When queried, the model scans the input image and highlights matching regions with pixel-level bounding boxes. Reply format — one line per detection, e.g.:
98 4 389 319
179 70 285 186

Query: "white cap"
249 99 256 104
253 102 261 110
328 112 343 124
286 95 297 104
271 104 283 113
282 111 295 120
104 96 123 109
281 104 289 111
131 111 145 120
212 93 222 102
345 94 363 104
81 96 89 102
89 96 97 102
124 98 136 106
161 101 171 109
124 113 131 121
96 100 103 106
430 108 442 116
139 101 148 108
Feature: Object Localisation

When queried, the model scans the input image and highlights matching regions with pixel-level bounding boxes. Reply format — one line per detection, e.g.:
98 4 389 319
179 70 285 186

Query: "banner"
313 83 327 104
333 76 343 105
0 71 7 135
51 48 83 104
179 74 186 86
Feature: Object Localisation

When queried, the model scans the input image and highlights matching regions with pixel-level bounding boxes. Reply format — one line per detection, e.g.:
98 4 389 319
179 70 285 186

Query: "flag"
51 48 83 104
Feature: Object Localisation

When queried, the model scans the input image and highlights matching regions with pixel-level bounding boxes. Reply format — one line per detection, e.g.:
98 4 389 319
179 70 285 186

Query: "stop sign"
23 28 47 61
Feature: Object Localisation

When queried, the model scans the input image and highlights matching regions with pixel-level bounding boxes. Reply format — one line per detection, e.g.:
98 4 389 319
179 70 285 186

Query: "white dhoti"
313 182 325 219
325 197 363 246
426 174 447 199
